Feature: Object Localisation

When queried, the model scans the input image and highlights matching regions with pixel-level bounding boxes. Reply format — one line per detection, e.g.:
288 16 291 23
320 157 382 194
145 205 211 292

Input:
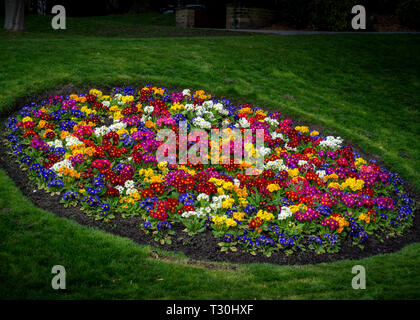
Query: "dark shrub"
277 0 311 29
308 0 367 31
396 0 420 29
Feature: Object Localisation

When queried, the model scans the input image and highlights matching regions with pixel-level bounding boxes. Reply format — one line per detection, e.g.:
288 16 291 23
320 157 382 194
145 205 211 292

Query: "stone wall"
176 8 195 28
226 6 277 29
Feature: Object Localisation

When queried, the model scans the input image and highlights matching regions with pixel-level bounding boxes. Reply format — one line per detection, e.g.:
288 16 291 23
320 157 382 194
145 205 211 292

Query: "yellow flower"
121 95 134 103
238 197 249 208
194 90 211 99
89 89 103 98
60 131 70 140
288 168 299 178
295 126 309 133
310 130 319 136
341 177 365 192
169 102 185 112
233 211 245 221
37 120 47 129
289 204 306 213
222 181 234 191
221 198 235 209
116 128 129 136
80 106 96 116
139 168 155 178
22 116 33 123
328 182 341 189
150 175 163 184
109 105 121 112
225 218 237 228
212 216 226 226
145 120 155 129
332 215 350 233
238 107 253 114
325 173 339 181
178 165 196 176
153 87 165 95
267 183 280 192
358 213 370 223
113 111 122 121
355 157 367 168
256 210 275 221
157 161 168 171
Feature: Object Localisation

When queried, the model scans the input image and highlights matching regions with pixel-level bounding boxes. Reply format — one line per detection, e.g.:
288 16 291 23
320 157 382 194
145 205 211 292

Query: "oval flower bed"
4 85 416 257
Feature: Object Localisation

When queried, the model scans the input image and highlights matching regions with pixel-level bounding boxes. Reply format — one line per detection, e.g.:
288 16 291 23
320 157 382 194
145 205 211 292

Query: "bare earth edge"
1 83 419 266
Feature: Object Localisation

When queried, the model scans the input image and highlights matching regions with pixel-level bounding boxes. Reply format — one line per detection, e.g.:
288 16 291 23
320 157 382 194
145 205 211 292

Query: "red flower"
151 182 165 195
141 189 154 198
105 187 120 197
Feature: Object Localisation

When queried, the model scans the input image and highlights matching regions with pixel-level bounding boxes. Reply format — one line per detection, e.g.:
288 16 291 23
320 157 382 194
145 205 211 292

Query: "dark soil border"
1 83 419 266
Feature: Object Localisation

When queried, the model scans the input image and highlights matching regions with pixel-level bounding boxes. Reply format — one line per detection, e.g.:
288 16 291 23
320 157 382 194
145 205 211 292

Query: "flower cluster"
5 86 415 255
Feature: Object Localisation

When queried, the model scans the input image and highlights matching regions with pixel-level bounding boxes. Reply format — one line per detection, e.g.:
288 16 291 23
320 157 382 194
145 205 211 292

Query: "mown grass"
0 14 419 299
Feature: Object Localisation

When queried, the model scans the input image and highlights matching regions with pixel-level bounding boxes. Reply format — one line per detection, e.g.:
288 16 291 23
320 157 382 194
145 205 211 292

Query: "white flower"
185 104 195 111
238 118 250 128
47 139 63 148
298 160 308 167
124 180 135 189
278 206 293 220
203 101 213 109
109 121 126 131
264 159 287 171
197 193 210 202
210 203 220 211
222 119 231 127
94 125 111 137
195 105 204 113
144 105 154 114
182 210 206 218
102 101 110 107
126 188 138 196
203 110 215 121
316 170 326 180
65 135 83 148
285 143 297 152
319 136 343 151
213 103 229 115
271 132 285 140
51 159 73 176
258 147 271 157
140 115 153 123
182 89 191 96
265 117 279 127
192 116 211 129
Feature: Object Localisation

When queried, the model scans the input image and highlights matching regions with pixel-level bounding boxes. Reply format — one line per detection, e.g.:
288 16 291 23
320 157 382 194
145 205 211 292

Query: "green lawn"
0 13 246 39
0 14 419 299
